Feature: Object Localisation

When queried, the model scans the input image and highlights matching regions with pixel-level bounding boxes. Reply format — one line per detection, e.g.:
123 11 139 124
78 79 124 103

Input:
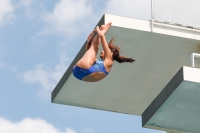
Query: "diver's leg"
85 31 94 51
76 36 100 69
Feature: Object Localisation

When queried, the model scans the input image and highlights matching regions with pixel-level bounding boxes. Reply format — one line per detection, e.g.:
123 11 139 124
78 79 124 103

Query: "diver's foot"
100 22 112 34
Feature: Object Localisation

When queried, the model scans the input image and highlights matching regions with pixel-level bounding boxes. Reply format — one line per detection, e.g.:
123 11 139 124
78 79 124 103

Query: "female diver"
73 22 135 82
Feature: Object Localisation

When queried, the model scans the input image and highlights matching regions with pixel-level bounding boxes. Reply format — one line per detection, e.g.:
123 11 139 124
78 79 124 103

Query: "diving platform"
52 14 200 132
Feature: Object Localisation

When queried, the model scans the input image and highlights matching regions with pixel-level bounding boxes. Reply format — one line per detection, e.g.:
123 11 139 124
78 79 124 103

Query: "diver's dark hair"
108 38 135 63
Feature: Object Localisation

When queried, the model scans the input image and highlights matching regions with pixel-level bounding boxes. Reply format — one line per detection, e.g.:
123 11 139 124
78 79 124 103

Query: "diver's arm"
96 26 113 66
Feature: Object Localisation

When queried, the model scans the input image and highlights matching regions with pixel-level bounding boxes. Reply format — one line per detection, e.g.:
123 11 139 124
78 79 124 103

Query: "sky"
0 0 166 133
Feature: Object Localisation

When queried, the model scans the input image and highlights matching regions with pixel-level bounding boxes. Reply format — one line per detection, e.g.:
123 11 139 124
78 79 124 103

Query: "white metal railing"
191 53 200 68
151 0 200 31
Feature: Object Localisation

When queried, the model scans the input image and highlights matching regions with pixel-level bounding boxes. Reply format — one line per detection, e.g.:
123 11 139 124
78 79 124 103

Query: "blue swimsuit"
73 59 109 80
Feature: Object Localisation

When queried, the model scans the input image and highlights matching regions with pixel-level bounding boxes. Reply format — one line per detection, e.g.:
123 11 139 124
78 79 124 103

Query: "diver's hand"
95 26 103 37
99 22 112 35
